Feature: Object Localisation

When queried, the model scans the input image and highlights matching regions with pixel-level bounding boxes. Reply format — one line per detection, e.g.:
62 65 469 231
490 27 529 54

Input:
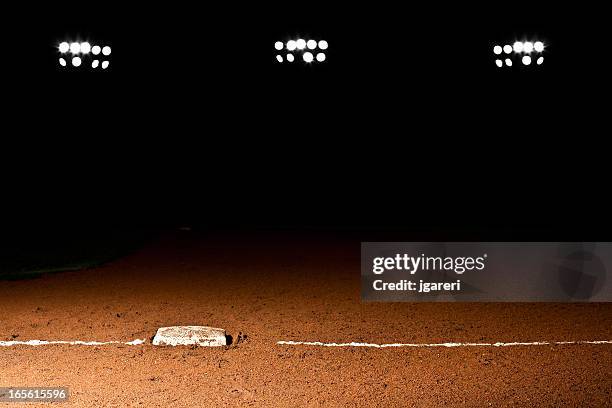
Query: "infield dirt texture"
1 232 611 407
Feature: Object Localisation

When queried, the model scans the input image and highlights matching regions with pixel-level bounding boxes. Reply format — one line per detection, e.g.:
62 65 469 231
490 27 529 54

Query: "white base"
152 326 227 347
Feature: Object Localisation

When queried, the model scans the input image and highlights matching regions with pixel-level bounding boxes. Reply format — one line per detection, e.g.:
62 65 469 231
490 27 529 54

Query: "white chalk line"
277 340 612 348
0 339 146 347
3 338 611 349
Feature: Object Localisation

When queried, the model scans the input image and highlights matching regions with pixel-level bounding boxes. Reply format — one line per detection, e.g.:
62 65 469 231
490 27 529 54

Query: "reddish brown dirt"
1 232 611 407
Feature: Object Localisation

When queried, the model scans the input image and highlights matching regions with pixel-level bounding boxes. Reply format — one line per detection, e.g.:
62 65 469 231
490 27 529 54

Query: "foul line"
277 340 612 348
4 338 612 348
0 339 146 347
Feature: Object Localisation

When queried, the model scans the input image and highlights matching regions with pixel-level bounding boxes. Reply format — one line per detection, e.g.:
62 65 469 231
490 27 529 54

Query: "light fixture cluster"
274 38 328 64
58 41 111 70
493 40 545 68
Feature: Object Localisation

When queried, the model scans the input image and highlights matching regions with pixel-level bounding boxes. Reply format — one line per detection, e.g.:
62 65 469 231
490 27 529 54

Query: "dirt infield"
1 232 611 407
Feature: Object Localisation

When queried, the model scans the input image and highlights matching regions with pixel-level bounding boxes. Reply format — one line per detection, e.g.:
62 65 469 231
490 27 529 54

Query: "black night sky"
3 3 609 239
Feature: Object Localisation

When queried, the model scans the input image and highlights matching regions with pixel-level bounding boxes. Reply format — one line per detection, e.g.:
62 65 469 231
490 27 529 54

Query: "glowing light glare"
513 41 523 53
102 46 111 56
503 45 512 54
537 56 544 65
80 42 91 54
59 42 69 53
523 42 534 53
92 60 99 68
70 42 81 54
102 61 109 69
493 45 502 55
92 45 101 55
303 52 313 63
59 57 66 67
495 59 503 67
279 38 327 63
522 55 532 65
505 58 513 67
72 56 82 67
534 41 544 52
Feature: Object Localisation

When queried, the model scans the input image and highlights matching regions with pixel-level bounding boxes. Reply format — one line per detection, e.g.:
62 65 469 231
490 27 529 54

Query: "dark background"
2 2 609 239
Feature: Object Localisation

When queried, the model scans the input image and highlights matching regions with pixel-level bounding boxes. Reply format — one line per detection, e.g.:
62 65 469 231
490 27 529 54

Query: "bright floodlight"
59 42 69 53
303 52 313 63
286 53 295 62
92 45 101 55
534 41 544 52
318 40 328 50
70 42 80 54
276 55 283 63
59 57 66 67
522 55 532 65
287 40 297 51
495 59 503 67
296 39 306 50
316 53 326 62
537 56 544 65
307 40 317 50
92 60 99 68
523 42 534 53
503 45 512 54
80 42 91 54
274 41 283 50
493 45 502 55
102 46 111 56
513 41 523 53
102 61 109 69
505 58 512 67
72 56 81 67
